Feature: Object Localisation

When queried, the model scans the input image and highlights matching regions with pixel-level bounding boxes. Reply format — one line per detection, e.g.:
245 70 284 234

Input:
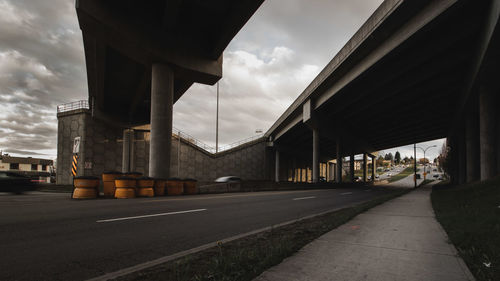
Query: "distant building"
0 153 54 180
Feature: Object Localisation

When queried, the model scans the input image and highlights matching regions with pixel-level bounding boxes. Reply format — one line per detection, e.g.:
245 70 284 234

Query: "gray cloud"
0 0 443 160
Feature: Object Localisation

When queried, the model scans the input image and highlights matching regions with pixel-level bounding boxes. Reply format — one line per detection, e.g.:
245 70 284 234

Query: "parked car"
0 172 36 194
215 176 242 183
319 176 326 182
433 174 439 178
353 176 362 182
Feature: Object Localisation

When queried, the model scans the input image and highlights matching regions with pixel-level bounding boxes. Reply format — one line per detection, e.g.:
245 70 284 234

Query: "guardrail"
57 100 89 113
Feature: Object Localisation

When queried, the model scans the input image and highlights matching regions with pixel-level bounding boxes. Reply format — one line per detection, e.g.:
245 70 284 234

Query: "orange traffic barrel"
114 177 137 199
166 178 184 195
72 176 100 199
154 178 167 196
137 177 155 197
102 171 122 198
183 178 198 195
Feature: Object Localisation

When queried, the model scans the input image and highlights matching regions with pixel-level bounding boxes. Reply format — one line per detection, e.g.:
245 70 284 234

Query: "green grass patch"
432 177 500 281
117 189 410 281
387 167 414 183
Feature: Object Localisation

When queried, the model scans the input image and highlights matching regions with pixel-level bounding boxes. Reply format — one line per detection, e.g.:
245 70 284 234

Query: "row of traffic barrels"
72 171 198 199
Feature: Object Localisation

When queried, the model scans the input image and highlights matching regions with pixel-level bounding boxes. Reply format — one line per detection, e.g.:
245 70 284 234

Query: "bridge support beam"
275 150 280 183
149 63 173 179
363 153 368 182
466 104 480 183
371 156 376 181
479 88 497 181
312 128 319 183
336 138 342 184
350 152 355 182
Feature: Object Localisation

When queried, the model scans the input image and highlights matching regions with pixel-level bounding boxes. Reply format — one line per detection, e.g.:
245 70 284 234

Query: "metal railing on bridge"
57 100 89 113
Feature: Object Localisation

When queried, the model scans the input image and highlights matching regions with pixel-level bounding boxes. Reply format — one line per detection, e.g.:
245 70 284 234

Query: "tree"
403 156 410 164
394 151 401 164
384 153 393 162
376 155 384 167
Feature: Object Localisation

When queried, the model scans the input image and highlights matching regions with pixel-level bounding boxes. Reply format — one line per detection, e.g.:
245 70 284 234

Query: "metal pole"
216 82 219 153
414 143 417 188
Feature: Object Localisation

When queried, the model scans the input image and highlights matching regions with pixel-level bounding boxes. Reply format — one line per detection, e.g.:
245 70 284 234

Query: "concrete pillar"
363 153 368 182
336 139 343 184
458 125 467 184
122 129 130 173
312 128 319 183
275 150 280 183
129 130 135 172
350 152 355 182
466 106 480 182
479 88 497 181
149 63 173 178
371 156 376 181
447 136 459 185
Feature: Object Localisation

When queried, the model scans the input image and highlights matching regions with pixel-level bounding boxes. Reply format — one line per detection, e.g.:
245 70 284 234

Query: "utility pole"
216 82 219 153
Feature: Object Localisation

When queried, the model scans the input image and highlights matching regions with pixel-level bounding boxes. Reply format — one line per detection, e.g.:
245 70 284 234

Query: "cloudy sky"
0 0 444 161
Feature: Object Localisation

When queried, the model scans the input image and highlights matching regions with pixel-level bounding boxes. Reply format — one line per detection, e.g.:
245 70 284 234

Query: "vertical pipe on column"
149 64 173 179
312 128 319 183
414 143 417 188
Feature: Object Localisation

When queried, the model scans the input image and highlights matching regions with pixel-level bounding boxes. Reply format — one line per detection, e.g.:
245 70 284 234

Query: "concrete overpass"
76 0 264 178
265 0 500 184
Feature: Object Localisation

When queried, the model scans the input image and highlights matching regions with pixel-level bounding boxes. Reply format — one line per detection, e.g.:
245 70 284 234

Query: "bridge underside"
269 0 500 183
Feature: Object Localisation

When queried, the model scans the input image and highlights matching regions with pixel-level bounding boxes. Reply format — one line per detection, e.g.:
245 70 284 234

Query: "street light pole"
416 145 437 180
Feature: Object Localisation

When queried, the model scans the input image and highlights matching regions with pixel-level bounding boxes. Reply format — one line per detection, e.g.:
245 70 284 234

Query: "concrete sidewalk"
255 186 475 281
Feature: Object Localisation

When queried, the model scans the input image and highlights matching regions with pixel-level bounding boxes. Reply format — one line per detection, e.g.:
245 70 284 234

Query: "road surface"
0 186 397 281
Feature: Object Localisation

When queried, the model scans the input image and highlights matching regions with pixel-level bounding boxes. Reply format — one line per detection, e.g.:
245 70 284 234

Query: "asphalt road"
0 186 398 281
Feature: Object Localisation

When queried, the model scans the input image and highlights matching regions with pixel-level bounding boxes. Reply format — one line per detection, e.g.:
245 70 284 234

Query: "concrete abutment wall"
56 110 269 185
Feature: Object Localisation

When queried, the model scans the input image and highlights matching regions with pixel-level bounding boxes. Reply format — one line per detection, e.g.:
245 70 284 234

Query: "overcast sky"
0 0 444 161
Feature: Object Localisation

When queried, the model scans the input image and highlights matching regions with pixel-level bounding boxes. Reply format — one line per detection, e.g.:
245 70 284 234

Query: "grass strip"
388 166 414 183
420 179 434 186
116 188 410 281
431 177 500 281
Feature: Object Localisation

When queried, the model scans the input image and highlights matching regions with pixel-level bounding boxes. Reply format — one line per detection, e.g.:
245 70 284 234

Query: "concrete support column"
149 63 173 178
466 106 480 182
275 150 280 183
312 128 319 183
479 88 497 181
336 138 343 184
363 153 368 182
350 152 355 182
122 129 130 173
371 156 376 181
458 125 467 184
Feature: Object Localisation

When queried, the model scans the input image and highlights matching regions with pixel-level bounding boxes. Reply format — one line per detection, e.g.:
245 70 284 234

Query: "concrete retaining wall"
57 110 270 184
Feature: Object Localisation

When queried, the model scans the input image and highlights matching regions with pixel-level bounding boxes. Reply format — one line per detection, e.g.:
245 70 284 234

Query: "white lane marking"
340 192 353 195
96 209 207 223
364 189 372 192
292 196 316 201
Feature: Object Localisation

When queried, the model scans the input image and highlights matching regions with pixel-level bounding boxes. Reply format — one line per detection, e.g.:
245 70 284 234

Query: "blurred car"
387 173 392 177
375 175 380 179
353 176 362 182
319 176 326 182
215 176 242 183
0 172 36 194
433 174 439 178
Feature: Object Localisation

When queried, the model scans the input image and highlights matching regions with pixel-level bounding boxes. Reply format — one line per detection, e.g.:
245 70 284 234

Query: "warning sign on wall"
73 137 81 154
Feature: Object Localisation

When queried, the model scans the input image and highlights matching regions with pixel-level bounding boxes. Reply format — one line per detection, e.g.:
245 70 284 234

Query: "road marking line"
340 192 353 195
292 196 316 201
96 209 207 223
